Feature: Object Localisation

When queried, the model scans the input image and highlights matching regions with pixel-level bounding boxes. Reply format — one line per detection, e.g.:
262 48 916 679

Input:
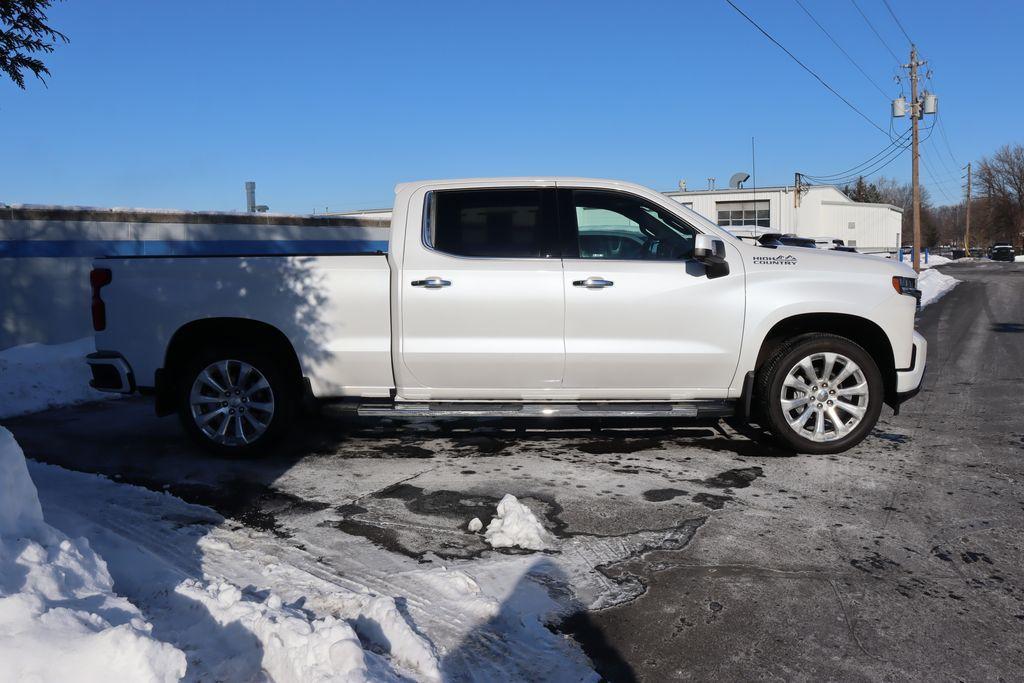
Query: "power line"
803 121 937 187
802 128 910 181
803 139 911 186
793 0 891 99
850 0 901 63
922 157 957 203
807 147 909 187
920 120 959 180
880 0 913 44
934 111 962 168
724 0 890 136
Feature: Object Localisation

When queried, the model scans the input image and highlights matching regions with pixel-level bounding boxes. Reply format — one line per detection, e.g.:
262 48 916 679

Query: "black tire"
755 333 884 455
177 346 296 456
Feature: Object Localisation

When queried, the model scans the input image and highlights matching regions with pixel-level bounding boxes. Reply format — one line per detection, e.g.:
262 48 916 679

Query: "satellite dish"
729 172 751 189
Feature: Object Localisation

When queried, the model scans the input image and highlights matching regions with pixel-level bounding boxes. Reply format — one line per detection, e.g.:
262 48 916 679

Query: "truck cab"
86 177 927 455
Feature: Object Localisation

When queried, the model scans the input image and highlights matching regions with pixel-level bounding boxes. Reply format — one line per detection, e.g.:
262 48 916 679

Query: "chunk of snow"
468 517 483 532
406 568 500 620
327 592 442 681
484 494 554 551
0 337 115 419
918 268 959 307
1016 255 1024 262
0 427 187 682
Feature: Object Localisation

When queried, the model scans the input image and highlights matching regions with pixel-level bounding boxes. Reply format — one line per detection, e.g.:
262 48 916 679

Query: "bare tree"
0 0 68 89
873 176 938 246
976 144 1024 247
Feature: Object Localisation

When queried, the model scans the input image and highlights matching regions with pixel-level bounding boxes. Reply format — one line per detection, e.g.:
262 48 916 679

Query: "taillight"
90 268 112 331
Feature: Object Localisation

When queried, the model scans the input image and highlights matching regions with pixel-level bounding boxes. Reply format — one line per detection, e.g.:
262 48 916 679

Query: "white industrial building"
665 184 902 253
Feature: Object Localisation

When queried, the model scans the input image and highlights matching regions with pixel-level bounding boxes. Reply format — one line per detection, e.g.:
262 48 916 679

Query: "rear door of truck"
396 183 565 399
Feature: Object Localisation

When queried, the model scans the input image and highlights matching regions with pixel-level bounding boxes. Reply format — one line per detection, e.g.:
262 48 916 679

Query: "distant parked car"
951 249 966 259
990 244 1015 262
757 233 819 249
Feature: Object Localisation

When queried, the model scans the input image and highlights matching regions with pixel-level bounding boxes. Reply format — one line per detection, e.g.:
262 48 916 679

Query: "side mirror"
693 234 729 278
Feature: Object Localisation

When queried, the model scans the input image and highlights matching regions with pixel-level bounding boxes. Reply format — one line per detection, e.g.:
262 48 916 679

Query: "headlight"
892 276 921 307
892 276 916 294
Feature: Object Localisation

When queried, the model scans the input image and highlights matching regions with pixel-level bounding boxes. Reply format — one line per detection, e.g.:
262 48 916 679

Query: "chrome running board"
355 400 736 419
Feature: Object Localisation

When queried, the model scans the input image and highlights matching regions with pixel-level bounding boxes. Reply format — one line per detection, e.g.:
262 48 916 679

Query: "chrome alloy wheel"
189 360 275 446
780 352 869 443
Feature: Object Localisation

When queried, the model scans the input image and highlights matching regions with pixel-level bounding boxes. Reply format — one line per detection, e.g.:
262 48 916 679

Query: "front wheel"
756 334 884 454
178 349 295 456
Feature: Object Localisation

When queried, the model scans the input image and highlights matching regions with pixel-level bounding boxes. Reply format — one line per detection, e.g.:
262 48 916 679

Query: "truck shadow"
281 409 793 461
441 557 637 682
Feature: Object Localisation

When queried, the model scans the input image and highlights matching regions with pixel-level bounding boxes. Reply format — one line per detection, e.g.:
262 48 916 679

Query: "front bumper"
86 351 136 394
895 331 927 395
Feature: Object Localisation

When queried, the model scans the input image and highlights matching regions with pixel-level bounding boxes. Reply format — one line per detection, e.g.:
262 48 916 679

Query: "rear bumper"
895 331 927 395
86 352 136 394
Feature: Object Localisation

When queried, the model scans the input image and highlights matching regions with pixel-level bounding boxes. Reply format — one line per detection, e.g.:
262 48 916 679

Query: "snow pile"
1016 254 1024 262
484 495 554 551
172 579 373 683
0 427 187 682
920 254 951 269
918 267 959 307
0 337 114 419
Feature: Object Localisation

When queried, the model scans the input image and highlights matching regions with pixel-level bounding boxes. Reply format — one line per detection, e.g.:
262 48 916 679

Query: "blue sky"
1 0 1019 213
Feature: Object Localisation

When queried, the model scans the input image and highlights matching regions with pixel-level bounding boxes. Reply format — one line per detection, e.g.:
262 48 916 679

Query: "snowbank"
920 254 951 269
918 268 959 307
0 337 114 419
484 495 554 551
0 427 187 682
0 425 48 539
3 426 441 682
1016 255 1024 262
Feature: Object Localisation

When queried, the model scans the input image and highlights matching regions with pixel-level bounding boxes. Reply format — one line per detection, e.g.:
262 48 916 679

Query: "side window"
570 190 697 260
424 189 557 258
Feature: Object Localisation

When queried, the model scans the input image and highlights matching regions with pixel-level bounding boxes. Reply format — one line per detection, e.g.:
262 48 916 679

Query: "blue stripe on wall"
0 239 390 258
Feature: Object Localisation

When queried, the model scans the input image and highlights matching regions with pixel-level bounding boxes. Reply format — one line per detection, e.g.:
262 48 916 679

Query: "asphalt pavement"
6 260 1023 681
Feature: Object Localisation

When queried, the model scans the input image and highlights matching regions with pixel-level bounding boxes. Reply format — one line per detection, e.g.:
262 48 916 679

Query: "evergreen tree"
842 176 884 203
1 0 68 89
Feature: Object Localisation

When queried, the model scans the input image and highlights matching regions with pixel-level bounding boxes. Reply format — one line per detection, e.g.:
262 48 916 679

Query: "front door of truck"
398 186 565 399
558 187 745 398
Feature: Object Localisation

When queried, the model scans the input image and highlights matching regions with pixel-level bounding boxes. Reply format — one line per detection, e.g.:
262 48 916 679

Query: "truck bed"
96 254 394 398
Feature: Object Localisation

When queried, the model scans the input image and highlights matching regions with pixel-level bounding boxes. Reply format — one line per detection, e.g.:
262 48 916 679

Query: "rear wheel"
757 334 883 454
178 348 295 456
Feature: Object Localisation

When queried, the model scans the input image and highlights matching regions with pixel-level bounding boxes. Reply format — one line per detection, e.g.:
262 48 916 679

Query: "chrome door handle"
572 277 614 289
411 277 451 288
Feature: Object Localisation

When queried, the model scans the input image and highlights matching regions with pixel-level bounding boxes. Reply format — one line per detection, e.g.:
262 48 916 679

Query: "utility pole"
964 162 972 252
892 45 935 272
908 46 922 272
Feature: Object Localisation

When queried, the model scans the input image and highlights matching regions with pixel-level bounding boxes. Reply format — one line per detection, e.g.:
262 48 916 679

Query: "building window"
716 200 769 228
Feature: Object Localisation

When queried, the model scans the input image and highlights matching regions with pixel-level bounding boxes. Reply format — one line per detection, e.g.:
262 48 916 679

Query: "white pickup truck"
86 177 926 455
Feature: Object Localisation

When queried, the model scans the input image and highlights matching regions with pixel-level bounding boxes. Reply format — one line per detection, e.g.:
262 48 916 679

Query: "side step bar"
354 400 737 419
